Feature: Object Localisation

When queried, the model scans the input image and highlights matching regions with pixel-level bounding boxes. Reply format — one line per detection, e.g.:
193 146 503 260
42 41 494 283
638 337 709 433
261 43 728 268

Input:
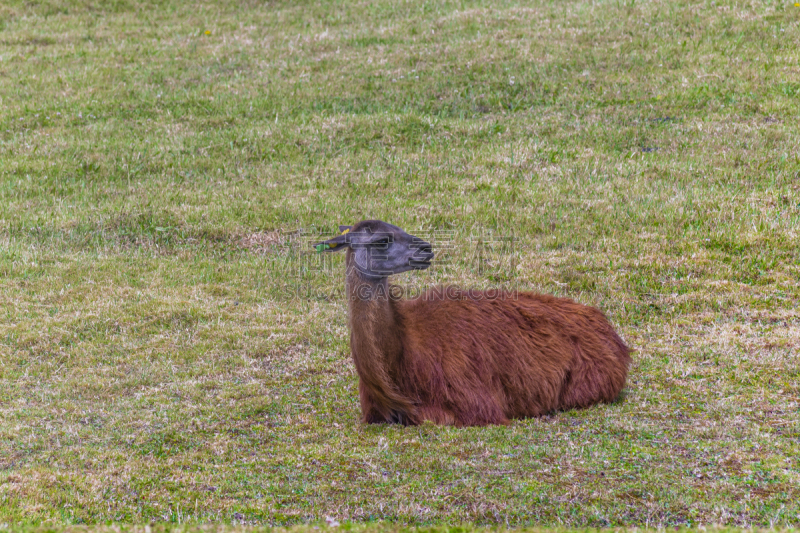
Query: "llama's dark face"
314 220 434 280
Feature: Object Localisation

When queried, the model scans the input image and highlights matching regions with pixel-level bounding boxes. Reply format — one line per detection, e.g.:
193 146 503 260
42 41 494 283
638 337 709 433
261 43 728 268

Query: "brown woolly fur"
316 220 631 427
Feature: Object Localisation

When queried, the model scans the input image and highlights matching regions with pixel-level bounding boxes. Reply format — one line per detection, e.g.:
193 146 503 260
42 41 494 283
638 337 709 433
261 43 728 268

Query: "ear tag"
315 227 351 253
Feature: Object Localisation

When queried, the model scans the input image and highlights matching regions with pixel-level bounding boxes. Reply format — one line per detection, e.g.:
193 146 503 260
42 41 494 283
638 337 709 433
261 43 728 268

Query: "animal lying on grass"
314 220 631 427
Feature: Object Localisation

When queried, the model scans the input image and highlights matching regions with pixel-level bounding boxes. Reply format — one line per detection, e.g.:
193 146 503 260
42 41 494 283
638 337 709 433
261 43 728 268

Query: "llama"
314 220 630 426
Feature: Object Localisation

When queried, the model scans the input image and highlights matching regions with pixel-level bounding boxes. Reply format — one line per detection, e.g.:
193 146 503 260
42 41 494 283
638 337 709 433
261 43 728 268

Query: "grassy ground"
2 527 799 533
1 0 799 528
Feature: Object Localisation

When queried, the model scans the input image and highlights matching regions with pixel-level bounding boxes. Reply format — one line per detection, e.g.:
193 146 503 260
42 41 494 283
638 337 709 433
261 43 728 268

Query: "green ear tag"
316 228 349 252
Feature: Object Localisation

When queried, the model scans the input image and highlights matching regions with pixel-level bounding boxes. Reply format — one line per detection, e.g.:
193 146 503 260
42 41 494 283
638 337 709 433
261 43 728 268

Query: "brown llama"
314 220 631 427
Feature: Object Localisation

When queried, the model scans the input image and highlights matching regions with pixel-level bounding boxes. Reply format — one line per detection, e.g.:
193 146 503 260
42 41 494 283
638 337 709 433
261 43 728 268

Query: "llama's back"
395 288 630 425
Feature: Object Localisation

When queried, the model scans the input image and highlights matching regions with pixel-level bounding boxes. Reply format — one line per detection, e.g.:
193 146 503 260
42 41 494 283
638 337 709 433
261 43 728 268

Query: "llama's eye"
374 238 390 246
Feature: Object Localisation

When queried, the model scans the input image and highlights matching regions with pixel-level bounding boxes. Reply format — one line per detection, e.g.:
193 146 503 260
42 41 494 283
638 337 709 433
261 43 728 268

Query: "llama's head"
313 220 434 280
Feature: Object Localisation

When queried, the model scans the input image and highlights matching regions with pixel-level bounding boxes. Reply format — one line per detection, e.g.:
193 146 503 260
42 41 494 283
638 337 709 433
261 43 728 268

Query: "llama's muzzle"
410 242 434 269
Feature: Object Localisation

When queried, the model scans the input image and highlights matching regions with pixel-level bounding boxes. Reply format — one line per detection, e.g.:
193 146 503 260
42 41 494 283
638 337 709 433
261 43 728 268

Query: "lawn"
0 0 799 528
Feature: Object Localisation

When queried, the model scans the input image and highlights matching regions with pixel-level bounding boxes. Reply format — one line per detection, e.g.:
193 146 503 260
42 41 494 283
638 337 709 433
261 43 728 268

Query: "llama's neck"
345 251 410 412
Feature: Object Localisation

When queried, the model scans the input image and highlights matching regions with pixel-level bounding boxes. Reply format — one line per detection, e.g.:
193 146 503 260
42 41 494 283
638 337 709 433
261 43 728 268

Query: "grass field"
1 0 799 529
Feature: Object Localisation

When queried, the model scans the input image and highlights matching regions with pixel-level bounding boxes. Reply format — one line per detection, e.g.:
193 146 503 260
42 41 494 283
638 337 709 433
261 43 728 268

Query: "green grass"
1 527 795 533
1 0 799 528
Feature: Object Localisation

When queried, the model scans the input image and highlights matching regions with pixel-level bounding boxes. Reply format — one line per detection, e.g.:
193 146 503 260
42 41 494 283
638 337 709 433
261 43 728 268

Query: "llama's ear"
313 227 351 253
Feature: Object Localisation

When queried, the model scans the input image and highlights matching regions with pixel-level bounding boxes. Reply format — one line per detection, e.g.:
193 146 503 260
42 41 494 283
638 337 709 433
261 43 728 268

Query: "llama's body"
316 220 630 427
353 286 630 426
